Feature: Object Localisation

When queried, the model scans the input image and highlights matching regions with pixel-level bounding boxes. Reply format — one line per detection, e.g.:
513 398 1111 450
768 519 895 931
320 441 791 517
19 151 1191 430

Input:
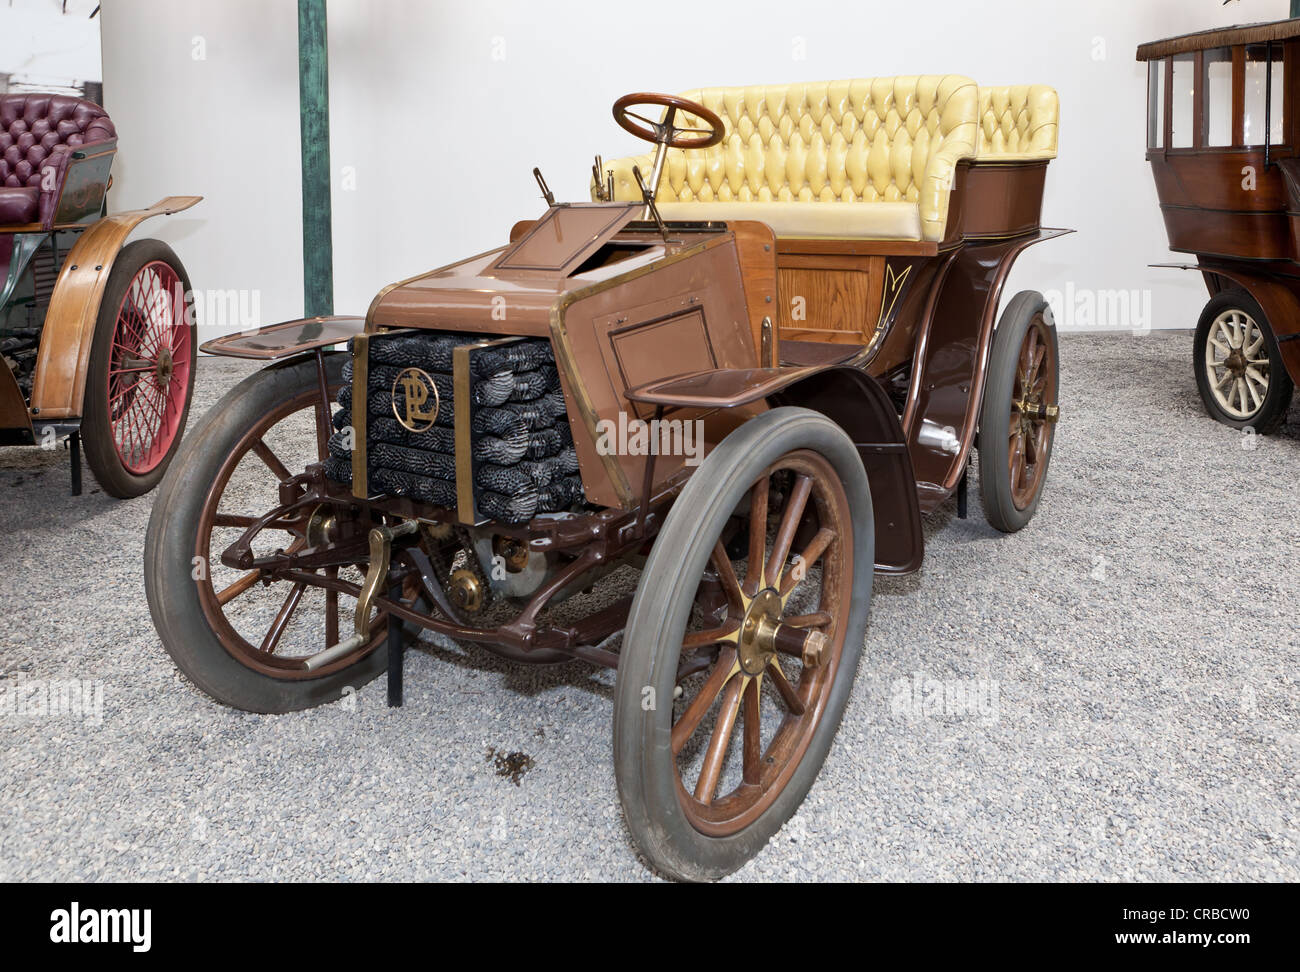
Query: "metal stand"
68 432 82 496
386 583 404 708
956 465 968 520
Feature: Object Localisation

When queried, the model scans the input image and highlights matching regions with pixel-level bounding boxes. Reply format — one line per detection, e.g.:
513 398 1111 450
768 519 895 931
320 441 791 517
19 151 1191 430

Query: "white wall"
100 0 1299 336
0 0 101 88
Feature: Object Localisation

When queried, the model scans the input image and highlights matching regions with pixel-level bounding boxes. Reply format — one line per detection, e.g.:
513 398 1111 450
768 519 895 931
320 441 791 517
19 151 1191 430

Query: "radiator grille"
323 331 584 523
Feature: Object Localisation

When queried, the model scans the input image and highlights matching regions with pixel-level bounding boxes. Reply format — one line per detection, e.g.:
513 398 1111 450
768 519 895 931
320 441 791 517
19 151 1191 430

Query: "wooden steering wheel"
612 93 726 150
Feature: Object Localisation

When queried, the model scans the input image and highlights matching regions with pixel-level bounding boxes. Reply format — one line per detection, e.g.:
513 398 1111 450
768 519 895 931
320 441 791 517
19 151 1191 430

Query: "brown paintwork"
903 228 1073 511
957 162 1048 239
626 364 830 409
329 138 1061 560
201 316 366 360
28 195 202 420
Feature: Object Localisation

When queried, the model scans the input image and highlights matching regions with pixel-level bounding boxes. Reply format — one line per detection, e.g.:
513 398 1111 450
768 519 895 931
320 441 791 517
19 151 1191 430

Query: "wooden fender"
29 195 202 420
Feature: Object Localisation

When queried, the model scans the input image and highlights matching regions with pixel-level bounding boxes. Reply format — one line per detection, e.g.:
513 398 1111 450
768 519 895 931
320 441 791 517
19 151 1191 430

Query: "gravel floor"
0 330 1296 882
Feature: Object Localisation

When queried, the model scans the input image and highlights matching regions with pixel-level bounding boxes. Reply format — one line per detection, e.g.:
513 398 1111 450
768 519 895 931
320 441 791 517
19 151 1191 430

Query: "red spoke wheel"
83 239 197 497
145 355 417 713
614 407 874 881
977 290 1060 533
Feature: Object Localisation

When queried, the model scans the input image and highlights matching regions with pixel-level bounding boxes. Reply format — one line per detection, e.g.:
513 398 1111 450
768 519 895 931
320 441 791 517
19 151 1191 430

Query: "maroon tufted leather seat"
0 93 116 229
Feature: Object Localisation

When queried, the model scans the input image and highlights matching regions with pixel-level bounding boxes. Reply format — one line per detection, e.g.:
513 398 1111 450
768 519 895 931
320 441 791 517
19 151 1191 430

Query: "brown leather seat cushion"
0 186 38 225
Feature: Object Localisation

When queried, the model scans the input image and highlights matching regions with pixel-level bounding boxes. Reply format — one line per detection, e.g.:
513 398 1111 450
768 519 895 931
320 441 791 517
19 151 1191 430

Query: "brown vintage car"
1139 19 1300 432
145 78 1066 880
1 93 200 496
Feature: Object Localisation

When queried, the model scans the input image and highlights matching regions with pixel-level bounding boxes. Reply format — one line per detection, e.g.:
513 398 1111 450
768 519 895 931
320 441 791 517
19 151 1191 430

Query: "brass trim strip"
350 331 370 498
453 335 525 524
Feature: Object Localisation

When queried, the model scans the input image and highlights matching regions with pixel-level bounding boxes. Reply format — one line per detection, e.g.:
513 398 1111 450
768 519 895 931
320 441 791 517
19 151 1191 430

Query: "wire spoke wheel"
83 239 197 497
107 260 192 472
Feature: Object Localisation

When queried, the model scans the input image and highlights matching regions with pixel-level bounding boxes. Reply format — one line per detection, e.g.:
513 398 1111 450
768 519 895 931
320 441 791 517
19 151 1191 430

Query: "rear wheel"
978 291 1059 533
82 239 197 497
1193 290 1293 433
614 407 874 881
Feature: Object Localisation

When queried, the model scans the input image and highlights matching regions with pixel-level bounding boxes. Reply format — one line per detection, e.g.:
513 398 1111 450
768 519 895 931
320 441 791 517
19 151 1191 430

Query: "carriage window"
1170 55 1196 148
1202 48 1233 146
1243 43 1286 146
1147 59 1165 148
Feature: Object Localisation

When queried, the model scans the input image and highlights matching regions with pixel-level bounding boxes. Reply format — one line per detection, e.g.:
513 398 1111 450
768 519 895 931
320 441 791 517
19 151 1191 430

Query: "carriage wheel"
978 290 1059 533
144 355 415 713
614 407 874 881
82 239 197 497
1193 290 1293 434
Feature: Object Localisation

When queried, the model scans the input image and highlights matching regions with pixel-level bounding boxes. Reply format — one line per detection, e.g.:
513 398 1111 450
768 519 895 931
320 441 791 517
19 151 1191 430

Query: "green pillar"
298 0 333 318
1294 1 1300 20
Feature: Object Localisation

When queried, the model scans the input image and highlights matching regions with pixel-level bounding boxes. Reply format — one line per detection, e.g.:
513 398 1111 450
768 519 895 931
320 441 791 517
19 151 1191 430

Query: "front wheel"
82 239 197 497
144 354 404 713
613 407 874 881
1193 290 1293 433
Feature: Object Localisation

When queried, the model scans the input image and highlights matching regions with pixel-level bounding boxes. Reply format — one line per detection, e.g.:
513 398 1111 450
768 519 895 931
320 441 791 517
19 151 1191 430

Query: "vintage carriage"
0 93 200 496
146 76 1065 879
1139 19 1300 432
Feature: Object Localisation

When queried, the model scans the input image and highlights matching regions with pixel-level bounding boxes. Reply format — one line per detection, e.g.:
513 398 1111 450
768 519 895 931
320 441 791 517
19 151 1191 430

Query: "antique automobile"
145 77 1065 880
0 93 199 496
1139 19 1300 432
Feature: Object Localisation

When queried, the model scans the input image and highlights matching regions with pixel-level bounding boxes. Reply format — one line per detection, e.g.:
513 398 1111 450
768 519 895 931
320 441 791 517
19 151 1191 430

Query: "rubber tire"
1193 289 1294 434
83 239 197 498
613 407 874 882
978 290 1058 534
145 354 394 713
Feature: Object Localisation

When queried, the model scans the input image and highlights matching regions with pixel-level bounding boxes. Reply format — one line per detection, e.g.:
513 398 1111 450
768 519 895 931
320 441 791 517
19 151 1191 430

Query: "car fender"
29 195 202 420
625 363 923 573
1155 261 1300 385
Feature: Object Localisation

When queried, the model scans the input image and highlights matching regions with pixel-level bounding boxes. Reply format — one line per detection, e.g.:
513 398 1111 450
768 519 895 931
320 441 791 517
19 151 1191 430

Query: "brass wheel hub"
738 588 783 676
156 347 174 383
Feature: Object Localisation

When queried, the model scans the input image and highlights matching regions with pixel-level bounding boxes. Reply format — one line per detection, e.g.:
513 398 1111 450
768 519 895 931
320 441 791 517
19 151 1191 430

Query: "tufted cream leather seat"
598 76 981 242
976 85 1058 160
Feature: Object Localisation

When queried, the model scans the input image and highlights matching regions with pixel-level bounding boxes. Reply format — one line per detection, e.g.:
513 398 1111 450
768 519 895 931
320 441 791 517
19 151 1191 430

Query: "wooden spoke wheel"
144 355 411 713
978 290 1060 533
83 239 197 497
1193 290 1294 434
614 407 874 881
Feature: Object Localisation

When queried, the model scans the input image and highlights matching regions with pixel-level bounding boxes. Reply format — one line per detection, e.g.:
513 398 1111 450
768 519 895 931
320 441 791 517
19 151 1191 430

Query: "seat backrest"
0 94 115 189
976 85 1058 160
639 77 980 204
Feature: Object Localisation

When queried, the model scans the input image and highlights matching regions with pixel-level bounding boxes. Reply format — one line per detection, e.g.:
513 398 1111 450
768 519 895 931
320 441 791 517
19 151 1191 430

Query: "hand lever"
533 167 555 206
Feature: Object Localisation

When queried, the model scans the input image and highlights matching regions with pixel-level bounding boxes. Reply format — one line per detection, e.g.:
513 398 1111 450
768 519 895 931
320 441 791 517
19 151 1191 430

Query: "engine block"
323 331 584 523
